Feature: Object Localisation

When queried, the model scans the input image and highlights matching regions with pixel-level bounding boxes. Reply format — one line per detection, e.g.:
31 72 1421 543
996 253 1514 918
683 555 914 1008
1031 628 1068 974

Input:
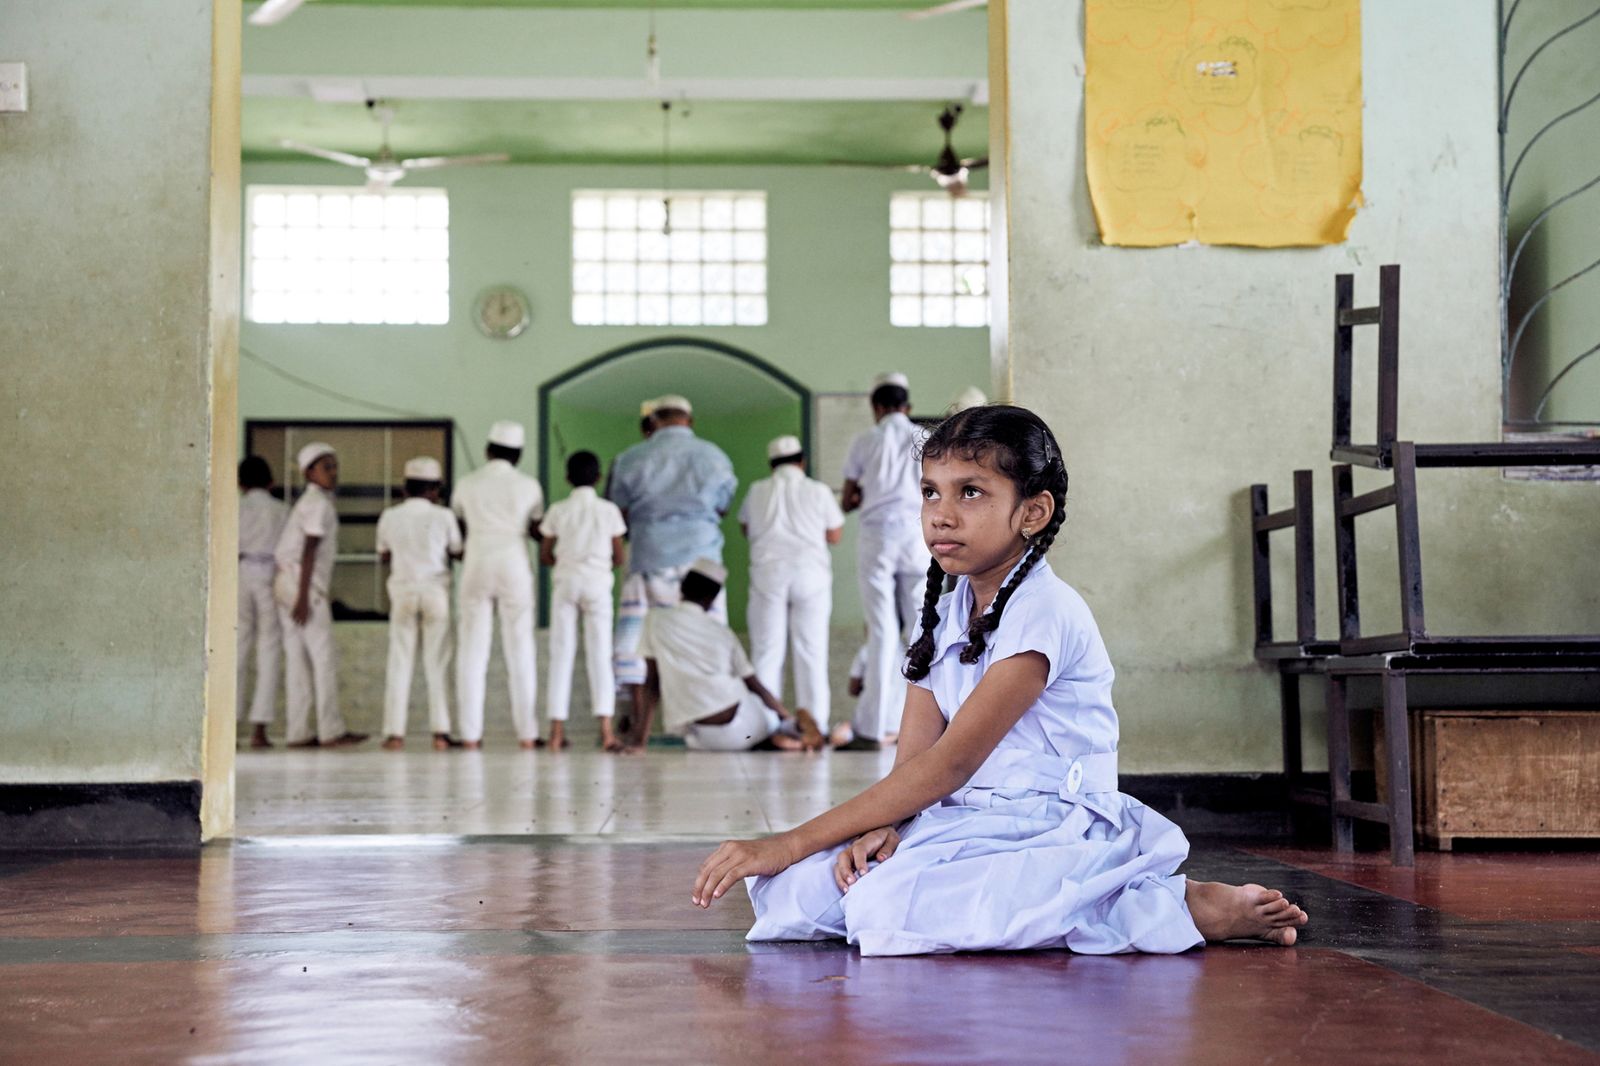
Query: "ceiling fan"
248 0 307 27
904 0 987 21
277 100 510 191
833 104 988 197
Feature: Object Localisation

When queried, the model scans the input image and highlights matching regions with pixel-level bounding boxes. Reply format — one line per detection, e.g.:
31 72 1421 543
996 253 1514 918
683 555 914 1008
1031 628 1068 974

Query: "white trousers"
684 690 782 751
274 576 346 744
747 564 833 726
854 521 930 741
384 580 454 738
614 566 727 686
237 562 281 725
546 575 616 722
456 548 537 743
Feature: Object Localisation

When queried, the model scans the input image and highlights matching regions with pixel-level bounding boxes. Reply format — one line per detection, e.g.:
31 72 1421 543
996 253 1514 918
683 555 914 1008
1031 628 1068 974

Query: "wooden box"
1377 710 1600 850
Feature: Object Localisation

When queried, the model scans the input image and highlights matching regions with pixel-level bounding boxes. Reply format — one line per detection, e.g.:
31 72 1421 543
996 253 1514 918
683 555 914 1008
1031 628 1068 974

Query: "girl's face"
920 452 1052 577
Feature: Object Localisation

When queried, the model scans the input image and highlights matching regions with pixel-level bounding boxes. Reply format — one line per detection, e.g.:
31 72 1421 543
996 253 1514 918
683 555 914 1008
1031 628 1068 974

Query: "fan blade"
903 0 987 21
962 157 990 170
400 153 511 171
248 0 307 27
825 161 931 173
278 140 371 168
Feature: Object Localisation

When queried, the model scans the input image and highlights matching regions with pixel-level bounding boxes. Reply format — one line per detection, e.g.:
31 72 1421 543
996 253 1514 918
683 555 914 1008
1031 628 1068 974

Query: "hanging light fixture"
660 99 672 236
645 0 661 88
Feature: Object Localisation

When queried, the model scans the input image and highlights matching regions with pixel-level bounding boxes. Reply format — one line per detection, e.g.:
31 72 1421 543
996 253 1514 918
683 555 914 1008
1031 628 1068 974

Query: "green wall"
239 161 991 628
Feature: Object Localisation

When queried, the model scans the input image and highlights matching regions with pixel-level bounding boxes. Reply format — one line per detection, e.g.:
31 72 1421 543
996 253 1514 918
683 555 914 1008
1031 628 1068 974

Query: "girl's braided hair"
903 404 1068 682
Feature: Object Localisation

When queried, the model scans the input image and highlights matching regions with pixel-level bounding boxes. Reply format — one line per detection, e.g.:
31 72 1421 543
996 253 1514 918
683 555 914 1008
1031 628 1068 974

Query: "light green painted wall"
998 0 1600 774
1 0 234 784
1504 1 1600 424
239 161 991 628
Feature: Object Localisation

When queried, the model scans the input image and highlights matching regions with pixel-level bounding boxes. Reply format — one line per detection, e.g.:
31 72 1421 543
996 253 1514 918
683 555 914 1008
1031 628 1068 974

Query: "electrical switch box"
0 64 29 113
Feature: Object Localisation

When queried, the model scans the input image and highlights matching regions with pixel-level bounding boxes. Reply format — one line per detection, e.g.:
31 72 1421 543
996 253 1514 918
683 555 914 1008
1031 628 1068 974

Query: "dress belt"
962 746 1119 798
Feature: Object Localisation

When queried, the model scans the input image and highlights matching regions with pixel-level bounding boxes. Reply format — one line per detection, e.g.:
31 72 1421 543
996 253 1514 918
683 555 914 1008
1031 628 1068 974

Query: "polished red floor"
2 839 1597 1064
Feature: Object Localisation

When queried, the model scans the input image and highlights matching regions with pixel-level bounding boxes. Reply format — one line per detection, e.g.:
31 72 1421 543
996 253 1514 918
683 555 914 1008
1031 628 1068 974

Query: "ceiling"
551 345 800 417
274 1 943 8
243 98 988 166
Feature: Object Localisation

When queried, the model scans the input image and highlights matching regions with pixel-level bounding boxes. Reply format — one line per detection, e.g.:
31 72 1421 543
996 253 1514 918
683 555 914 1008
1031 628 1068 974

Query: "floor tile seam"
0 927 758 964
1322 943 1600 1055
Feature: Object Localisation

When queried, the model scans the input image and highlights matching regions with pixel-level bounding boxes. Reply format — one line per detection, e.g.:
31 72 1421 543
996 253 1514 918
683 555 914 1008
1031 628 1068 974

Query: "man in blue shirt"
608 394 738 711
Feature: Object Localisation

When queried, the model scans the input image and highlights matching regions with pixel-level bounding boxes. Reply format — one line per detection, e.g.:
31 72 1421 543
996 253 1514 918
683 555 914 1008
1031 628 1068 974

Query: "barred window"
889 191 989 328
571 190 767 326
246 186 450 326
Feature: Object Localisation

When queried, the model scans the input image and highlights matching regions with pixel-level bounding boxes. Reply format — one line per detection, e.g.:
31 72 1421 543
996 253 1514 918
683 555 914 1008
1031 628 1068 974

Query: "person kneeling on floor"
620 559 823 754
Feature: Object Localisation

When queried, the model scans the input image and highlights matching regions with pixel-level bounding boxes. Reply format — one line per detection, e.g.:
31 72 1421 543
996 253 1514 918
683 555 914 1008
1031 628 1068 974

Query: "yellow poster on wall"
1084 0 1362 247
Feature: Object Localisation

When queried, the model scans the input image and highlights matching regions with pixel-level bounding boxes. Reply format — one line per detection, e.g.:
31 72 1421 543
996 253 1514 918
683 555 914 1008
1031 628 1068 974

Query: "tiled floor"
1 748 1597 1064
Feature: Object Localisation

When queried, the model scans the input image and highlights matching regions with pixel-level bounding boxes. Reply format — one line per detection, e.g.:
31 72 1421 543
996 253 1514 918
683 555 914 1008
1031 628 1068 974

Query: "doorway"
538 336 810 632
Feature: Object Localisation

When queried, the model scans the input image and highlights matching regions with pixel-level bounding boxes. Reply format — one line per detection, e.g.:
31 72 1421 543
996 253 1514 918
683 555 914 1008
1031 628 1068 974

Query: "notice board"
1085 0 1362 247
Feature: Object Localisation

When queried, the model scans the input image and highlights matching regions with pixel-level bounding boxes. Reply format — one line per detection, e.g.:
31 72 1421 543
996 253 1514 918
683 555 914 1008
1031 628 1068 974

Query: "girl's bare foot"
381 736 404 751
1185 880 1308 946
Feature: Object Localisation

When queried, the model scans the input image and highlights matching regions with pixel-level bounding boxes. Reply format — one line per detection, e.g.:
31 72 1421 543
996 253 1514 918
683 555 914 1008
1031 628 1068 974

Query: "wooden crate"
1377 710 1600 850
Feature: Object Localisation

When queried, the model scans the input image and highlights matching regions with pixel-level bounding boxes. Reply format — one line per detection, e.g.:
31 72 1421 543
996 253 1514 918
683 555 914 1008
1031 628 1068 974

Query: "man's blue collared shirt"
607 425 737 573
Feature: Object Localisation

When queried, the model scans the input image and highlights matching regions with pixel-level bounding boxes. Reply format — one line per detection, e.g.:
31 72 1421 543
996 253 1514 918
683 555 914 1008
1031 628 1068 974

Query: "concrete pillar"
0 0 240 845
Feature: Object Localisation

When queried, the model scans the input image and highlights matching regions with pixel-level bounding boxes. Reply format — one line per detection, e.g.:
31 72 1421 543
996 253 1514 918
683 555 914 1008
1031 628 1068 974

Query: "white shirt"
451 459 545 556
842 411 928 528
539 486 627 586
376 497 462 587
239 488 287 566
912 560 1118 764
274 483 339 596
739 464 845 576
638 602 754 734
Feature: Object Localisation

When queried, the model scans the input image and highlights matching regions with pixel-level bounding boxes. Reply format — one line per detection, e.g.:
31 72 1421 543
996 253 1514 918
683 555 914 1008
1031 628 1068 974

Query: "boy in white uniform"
839 371 930 750
452 420 546 749
238 456 287 748
539 450 628 751
273 442 367 748
739 435 845 730
623 559 822 754
377 456 464 751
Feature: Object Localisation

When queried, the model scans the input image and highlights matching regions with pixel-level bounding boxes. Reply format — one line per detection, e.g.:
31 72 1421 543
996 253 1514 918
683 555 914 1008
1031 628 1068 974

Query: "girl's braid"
901 555 950 682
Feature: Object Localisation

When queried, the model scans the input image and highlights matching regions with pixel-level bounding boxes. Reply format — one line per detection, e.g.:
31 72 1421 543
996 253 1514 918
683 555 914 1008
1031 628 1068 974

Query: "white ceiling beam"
246 74 989 105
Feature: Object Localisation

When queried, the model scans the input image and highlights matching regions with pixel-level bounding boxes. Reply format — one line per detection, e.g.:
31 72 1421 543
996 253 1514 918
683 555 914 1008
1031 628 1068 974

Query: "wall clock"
474 286 531 339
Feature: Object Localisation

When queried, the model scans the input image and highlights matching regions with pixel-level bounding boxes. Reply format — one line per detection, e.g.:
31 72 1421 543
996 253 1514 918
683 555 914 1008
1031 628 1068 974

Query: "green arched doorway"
538 336 811 630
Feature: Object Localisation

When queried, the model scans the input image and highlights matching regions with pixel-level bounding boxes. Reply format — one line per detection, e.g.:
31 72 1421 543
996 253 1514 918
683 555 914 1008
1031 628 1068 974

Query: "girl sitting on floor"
691 404 1309 956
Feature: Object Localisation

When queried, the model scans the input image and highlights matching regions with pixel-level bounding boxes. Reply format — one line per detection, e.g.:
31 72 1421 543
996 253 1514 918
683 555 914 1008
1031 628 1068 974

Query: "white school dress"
746 560 1204 957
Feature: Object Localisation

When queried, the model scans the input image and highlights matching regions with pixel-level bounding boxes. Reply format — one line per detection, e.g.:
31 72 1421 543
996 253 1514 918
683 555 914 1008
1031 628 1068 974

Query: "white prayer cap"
640 398 659 418
297 441 335 472
873 372 910 390
767 435 803 461
488 420 525 449
652 394 693 415
953 386 987 412
688 557 727 585
404 456 442 481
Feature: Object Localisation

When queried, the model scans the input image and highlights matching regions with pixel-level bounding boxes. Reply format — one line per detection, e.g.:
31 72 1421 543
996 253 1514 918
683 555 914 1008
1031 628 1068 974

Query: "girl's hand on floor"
833 826 901 892
693 836 796 908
